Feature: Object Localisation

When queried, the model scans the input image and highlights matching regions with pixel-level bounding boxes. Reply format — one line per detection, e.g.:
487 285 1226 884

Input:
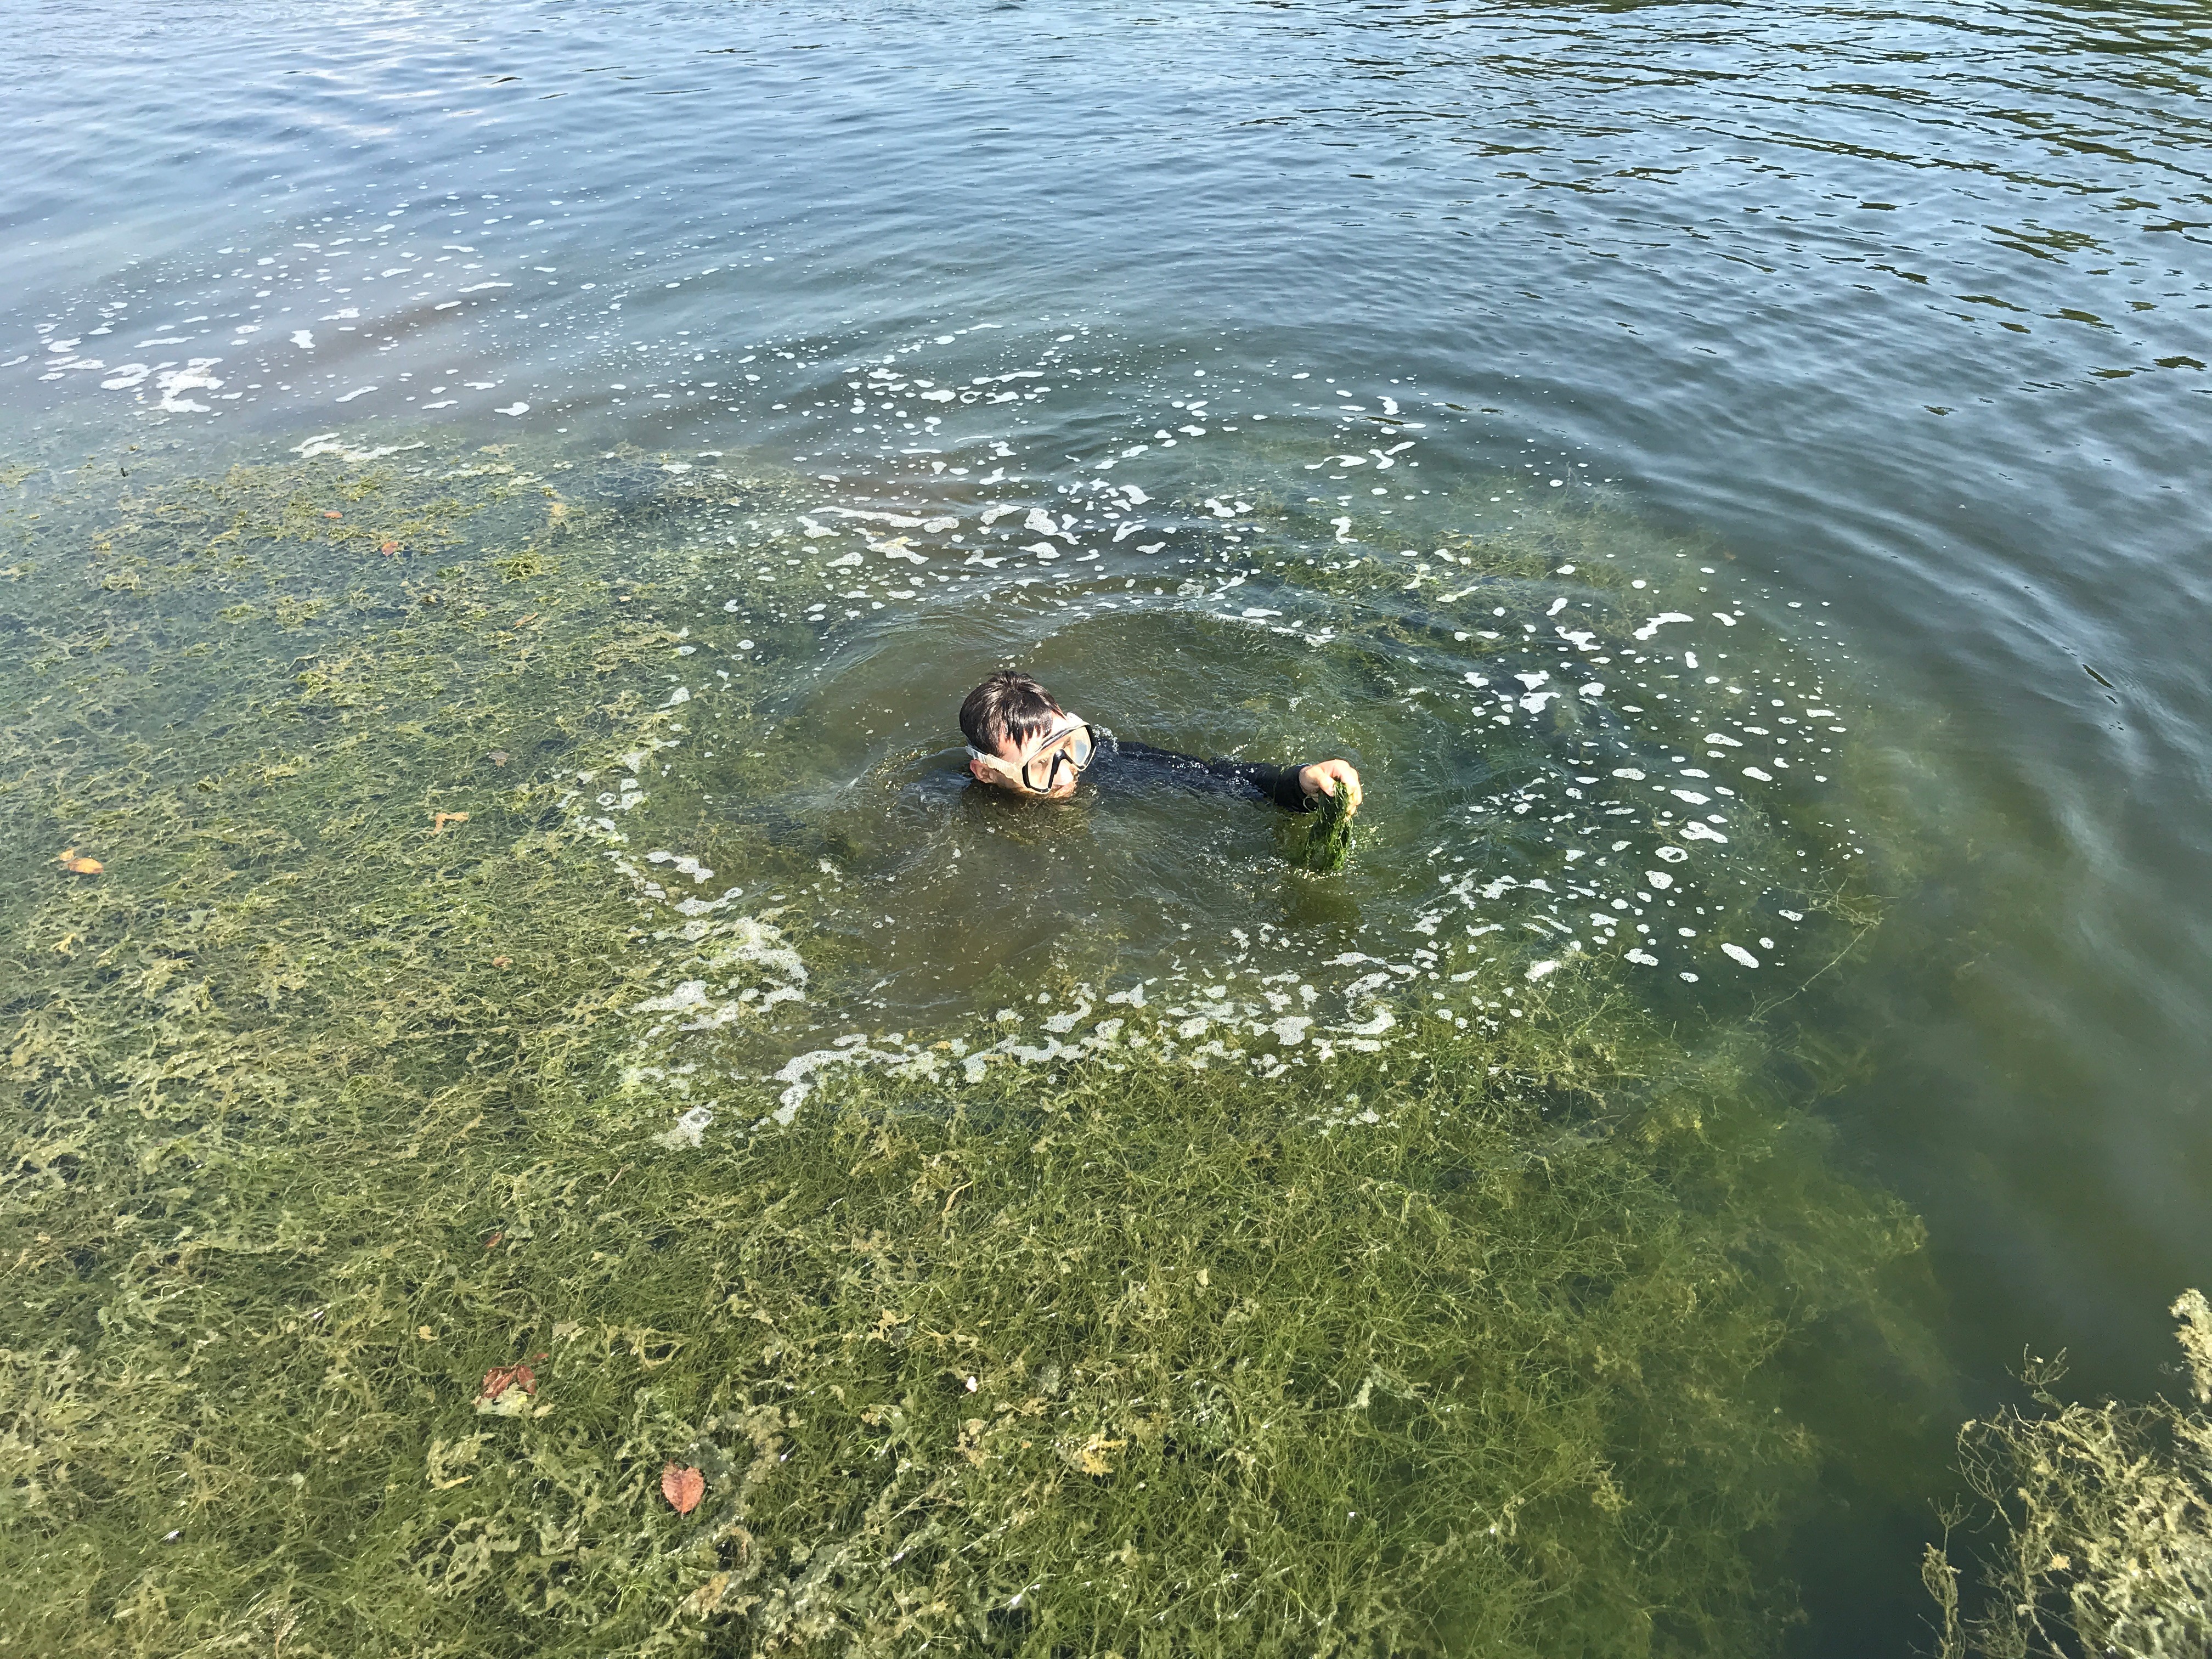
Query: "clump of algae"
0 437 1929 1656
1922 1291 2212 1659
1285 782 1355 873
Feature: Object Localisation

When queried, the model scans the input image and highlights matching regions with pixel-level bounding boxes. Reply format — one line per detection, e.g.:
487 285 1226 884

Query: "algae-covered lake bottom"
0 428 1944 1653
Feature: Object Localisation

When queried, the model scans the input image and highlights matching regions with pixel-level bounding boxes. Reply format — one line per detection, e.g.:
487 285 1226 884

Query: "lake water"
5 0 2209 1650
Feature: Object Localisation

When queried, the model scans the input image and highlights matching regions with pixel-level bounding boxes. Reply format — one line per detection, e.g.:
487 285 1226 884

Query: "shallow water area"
0 385 1925 1659
0 417 1934 1658
6 0 2212 1652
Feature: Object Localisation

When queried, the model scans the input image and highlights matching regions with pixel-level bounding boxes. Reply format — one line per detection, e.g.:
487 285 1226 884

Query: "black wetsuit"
1084 730 1319 812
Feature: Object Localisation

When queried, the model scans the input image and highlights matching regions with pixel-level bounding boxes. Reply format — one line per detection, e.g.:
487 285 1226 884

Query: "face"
968 715 1093 800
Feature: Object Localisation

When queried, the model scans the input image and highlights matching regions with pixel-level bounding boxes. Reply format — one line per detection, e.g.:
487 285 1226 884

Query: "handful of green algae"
1289 781 1355 872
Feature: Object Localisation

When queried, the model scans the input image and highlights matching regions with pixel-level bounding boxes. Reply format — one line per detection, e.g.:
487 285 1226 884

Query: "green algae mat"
1 436 1932 1656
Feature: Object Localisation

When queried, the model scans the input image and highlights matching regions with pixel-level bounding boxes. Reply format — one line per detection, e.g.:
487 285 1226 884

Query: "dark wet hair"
960 669 1063 755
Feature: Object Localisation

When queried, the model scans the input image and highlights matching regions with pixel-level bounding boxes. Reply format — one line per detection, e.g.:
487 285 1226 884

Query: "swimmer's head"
961 670 1093 800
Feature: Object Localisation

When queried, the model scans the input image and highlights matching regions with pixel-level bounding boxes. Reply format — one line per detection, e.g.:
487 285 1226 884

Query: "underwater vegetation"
1923 1292 2212 1659
0 435 1934 1655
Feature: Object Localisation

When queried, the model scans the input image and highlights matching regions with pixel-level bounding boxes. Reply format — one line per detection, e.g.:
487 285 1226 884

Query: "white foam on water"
154 360 223 412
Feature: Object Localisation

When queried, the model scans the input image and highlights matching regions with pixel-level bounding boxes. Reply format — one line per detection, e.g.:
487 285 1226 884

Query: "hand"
1297 759 1362 815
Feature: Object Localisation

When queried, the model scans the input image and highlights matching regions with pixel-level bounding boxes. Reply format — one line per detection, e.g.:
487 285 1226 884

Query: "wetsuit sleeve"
1111 740 1318 812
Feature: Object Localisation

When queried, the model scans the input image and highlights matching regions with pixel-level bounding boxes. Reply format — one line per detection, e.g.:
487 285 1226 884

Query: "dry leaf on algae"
662 1463 705 1516
431 811 470 834
478 1363 535 1401
476 1361 541 1418
56 848 103 874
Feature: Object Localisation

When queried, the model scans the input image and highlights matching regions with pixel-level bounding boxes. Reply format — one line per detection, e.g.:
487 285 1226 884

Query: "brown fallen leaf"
492 955 512 968
483 1231 504 1250
431 811 470 834
380 540 400 555
324 510 342 520
488 750 509 766
478 1362 537 1401
662 1463 705 1516
56 848 103 875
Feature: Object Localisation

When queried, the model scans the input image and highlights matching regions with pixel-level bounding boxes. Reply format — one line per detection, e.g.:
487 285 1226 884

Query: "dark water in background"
7 0 2210 1646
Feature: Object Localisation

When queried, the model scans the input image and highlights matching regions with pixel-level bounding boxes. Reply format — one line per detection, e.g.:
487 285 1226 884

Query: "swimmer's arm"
1113 741 1359 814
1220 758 1313 812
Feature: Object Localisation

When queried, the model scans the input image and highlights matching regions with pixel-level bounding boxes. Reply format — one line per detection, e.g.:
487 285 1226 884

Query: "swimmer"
960 669 1363 813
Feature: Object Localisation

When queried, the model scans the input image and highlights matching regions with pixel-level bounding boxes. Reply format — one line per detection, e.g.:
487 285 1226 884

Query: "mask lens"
1021 724 1092 792
1020 743 1059 792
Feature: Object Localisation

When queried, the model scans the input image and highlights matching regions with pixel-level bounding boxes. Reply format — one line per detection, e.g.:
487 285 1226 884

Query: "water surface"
6 0 2211 1648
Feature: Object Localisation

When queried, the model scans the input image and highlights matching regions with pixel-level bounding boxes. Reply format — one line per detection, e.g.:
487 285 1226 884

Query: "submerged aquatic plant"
1287 777 1356 873
1923 1291 2212 1659
0 433 1931 1656
1 1008 1925 1657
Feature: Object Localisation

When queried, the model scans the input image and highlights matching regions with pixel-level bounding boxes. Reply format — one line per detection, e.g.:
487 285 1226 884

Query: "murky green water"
4 1 2209 1652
